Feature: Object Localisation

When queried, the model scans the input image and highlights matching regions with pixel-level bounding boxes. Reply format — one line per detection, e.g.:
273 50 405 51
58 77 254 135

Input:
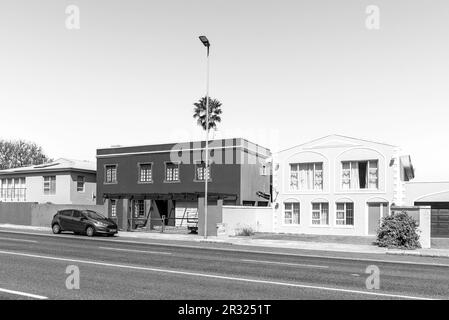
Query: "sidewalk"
2 223 449 258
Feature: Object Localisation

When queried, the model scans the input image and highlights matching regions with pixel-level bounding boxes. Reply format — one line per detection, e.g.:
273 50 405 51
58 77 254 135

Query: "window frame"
311 202 329 226
76 175 85 192
164 161 180 183
43 175 56 195
283 202 300 225
134 199 145 218
0 177 26 201
194 161 211 182
137 162 153 184
341 160 379 191
289 162 324 191
335 202 354 226
104 164 118 184
110 199 117 218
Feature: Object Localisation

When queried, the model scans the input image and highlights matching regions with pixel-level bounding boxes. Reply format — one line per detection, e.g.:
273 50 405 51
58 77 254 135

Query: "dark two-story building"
96 138 271 230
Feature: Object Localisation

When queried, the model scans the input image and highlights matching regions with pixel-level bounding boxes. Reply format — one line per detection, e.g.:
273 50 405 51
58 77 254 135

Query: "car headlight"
94 221 107 227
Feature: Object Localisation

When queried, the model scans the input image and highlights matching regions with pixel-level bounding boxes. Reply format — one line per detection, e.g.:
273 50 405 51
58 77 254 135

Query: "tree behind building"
0 139 51 170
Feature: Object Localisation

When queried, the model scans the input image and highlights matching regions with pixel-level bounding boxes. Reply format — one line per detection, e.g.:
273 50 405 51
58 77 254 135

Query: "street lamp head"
199 36 210 47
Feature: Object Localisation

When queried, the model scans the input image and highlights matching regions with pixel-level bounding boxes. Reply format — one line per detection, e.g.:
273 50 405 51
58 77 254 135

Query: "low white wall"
221 206 273 235
418 206 431 249
391 205 431 249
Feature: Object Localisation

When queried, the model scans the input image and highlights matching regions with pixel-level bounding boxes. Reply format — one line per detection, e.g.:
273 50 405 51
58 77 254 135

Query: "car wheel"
52 224 61 234
86 226 95 237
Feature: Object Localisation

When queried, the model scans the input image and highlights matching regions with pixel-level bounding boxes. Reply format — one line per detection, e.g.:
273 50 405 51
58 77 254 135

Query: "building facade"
272 135 414 236
96 138 271 229
0 158 97 205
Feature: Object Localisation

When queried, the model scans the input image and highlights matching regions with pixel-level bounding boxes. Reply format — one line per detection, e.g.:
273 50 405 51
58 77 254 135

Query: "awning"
102 192 238 201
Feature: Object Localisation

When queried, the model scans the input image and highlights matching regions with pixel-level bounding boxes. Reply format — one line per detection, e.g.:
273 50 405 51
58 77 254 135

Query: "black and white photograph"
0 0 449 312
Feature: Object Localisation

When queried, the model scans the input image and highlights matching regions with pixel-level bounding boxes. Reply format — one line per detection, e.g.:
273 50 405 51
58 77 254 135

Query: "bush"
375 211 421 249
236 227 255 236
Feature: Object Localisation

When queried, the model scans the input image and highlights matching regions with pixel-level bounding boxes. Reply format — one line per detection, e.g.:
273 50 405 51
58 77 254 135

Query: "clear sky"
0 0 448 181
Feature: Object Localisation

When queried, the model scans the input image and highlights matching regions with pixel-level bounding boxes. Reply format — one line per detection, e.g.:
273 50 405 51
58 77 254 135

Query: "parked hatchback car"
51 209 118 237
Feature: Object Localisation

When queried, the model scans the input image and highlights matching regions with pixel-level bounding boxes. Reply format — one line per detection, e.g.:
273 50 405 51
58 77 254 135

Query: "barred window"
111 200 117 218
165 162 180 182
195 162 210 181
139 163 152 182
105 165 117 183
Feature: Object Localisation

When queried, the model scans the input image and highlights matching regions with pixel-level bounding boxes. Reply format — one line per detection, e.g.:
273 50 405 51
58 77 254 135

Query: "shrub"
375 211 421 249
236 227 255 236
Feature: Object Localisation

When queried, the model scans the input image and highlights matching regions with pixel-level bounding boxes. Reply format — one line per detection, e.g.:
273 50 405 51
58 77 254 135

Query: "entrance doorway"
368 202 389 235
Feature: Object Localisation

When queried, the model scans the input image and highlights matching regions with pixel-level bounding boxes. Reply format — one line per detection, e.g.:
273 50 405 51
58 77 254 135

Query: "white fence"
221 205 273 236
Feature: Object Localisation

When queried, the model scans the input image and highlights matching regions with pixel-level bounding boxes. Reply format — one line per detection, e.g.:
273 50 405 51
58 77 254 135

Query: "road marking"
0 287 47 300
1 229 449 268
351 274 361 277
0 249 435 300
0 237 37 243
98 247 172 255
241 259 329 269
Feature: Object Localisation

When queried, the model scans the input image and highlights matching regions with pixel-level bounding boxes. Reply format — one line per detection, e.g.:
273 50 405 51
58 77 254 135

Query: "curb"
197 239 234 245
387 250 449 259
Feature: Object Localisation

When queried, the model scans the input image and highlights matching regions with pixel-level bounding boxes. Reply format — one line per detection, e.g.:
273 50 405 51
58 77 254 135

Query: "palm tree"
193 96 222 131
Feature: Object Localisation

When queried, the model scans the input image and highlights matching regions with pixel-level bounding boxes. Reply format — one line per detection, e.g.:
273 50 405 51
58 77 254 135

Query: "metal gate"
416 202 449 238
431 208 449 238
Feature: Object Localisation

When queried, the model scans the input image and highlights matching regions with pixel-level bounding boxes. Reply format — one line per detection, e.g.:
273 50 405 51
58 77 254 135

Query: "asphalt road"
0 230 448 300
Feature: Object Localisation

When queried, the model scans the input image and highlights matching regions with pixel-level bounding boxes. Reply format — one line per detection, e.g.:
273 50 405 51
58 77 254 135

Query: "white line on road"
0 287 47 300
0 249 435 300
241 259 329 269
98 247 172 255
0 237 37 243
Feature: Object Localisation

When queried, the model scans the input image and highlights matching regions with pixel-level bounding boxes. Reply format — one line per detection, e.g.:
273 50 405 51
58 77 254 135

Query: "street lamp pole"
199 36 210 239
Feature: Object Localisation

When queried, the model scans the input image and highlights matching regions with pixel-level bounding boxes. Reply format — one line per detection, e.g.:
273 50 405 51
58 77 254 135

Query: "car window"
82 210 106 220
59 210 72 217
72 210 81 218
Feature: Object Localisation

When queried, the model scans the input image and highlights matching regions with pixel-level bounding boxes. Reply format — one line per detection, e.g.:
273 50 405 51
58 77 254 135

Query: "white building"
272 135 414 236
0 158 96 205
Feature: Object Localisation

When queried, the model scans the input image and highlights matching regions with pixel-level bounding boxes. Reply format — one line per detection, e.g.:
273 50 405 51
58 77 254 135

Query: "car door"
71 210 86 232
59 210 73 230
